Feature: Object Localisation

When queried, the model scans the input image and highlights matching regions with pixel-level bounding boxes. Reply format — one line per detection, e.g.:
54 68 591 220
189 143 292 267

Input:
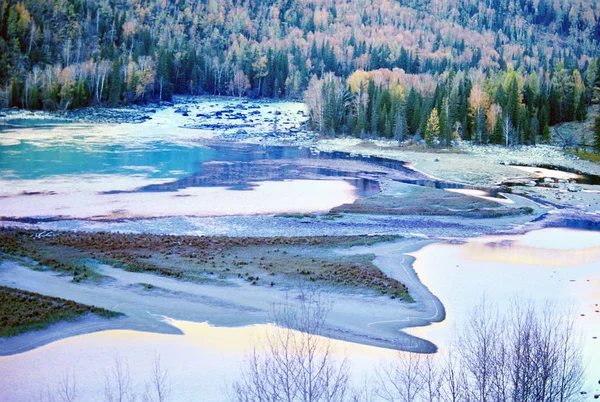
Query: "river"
0 99 599 400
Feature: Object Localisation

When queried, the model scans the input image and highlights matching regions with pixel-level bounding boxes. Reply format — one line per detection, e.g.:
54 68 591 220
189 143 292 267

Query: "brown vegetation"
0 228 410 301
0 286 122 337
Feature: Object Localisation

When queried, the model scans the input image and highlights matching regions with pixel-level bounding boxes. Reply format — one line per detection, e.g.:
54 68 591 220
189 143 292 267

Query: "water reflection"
461 240 600 266
409 228 600 391
0 229 599 400
128 161 381 198
0 320 397 402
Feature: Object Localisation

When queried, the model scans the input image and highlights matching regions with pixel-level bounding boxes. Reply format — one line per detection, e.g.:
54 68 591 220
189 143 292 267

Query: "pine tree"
549 86 561 125
406 87 421 134
419 100 432 138
575 92 587 122
425 108 440 146
563 86 575 122
355 98 368 138
370 90 380 137
542 124 552 143
593 63 600 104
108 59 122 105
157 49 174 101
439 98 450 147
492 118 504 144
412 53 420 74
393 98 408 143
594 114 600 153
505 74 521 127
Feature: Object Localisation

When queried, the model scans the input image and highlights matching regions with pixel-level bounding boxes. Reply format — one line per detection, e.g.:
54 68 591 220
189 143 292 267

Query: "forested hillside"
1 0 599 144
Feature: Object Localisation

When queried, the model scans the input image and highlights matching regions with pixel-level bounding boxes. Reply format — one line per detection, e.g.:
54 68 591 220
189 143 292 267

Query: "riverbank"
0 233 443 356
4 96 599 217
2 96 600 359
316 138 600 214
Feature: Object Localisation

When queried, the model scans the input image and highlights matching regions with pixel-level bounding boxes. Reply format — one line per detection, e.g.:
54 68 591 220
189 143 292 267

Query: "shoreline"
3 96 599 219
0 237 444 356
2 96 600 360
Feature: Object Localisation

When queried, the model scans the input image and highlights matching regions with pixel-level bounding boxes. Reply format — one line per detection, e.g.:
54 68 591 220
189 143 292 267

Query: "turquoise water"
0 140 306 181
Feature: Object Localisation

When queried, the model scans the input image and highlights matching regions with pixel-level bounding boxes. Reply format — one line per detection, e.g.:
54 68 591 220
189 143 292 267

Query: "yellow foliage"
347 70 371 93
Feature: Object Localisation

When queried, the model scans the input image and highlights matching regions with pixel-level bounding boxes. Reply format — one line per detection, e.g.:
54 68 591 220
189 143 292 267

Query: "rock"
434 158 440 162
543 177 555 183
527 181 537 187
567 185 581 192
182 112 189 117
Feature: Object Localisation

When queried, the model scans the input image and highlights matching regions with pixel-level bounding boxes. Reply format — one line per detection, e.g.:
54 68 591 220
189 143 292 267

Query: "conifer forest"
1 0 600 145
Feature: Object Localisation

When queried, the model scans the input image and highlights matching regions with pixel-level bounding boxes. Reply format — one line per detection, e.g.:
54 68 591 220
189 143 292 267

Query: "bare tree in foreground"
39 354 171 402
142 354 171 402
376 352 428 402
104 356 134 402
232 292 351 402
57 369 78 402
376 299 585 402
34 298 585 402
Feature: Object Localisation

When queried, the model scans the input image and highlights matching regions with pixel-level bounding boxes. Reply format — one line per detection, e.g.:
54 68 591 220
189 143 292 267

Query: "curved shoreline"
0 237 445 356
2 98 599 362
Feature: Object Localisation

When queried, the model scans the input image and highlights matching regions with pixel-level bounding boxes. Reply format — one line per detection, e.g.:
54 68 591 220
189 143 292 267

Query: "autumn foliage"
0 0 598 110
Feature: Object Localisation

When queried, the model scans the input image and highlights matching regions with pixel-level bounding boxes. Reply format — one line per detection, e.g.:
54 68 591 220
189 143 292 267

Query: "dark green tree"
108 59 123 105
393 98 408 143
594 114 600 153
549 86 561 126
563 86 575 122
575 92 587 122
406 87 421 135
542 124 552 143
